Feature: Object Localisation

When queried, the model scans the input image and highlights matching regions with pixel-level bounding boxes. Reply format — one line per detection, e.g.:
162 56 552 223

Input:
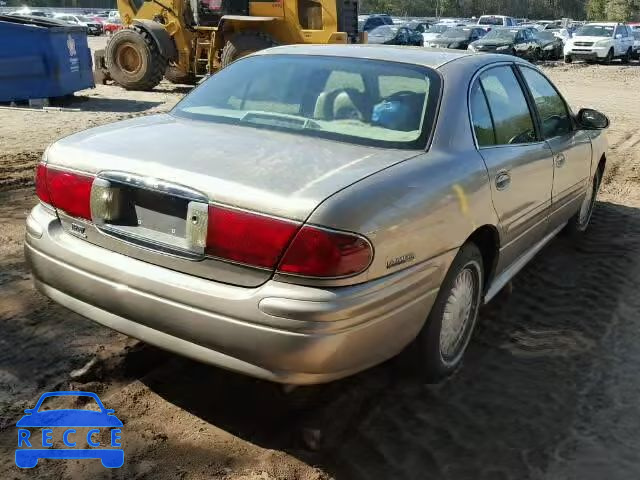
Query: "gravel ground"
1 49 640 479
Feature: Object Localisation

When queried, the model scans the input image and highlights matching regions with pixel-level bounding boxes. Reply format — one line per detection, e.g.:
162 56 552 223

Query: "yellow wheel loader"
95 0 360 90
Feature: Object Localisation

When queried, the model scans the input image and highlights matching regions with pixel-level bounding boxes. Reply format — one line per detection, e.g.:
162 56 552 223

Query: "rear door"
517 65 592 226
470 64 554 271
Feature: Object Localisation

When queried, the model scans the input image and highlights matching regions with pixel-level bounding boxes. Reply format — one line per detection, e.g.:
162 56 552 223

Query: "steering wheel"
508 129 536 145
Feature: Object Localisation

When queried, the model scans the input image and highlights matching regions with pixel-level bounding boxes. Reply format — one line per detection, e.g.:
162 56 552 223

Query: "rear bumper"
25 205 448 384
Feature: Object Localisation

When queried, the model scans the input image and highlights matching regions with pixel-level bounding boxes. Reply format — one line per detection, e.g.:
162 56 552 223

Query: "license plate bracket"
90 173 209 258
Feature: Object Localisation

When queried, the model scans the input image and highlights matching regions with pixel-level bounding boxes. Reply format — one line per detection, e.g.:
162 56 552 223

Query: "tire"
622 47 632 64
604 48 614 64
564 54 572 63
409 243 484 383
105 27 167 91
566 167 602 237
532 47 542 62
164 65 196 85
220 32 278 68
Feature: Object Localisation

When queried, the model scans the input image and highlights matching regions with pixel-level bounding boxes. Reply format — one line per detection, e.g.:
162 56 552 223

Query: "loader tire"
220 32 278 68
105 27 167 91
164 66 196 85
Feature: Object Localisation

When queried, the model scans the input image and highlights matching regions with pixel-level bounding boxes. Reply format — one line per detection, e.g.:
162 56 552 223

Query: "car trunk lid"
44 114 415 286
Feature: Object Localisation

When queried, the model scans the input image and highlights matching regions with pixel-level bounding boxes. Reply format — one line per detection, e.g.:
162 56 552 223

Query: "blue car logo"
15 391 123 468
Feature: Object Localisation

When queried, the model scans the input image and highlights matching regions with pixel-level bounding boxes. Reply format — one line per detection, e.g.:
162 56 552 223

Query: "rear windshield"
479 16 504 26
429 24 451 33
536 31 556 41
440 28 472 39
172 55 441 149
484 29 518 40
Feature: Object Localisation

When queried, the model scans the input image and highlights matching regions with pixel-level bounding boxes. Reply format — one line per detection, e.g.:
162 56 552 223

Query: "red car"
104 18 123 36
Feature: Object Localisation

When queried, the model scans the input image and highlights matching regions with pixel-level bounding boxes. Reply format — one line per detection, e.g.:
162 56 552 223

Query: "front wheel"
409 243 484 382
566 167 602 237
603 48 614 64
105 27 167 90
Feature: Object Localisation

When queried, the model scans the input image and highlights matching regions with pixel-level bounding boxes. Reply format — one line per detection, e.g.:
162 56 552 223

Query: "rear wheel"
105 27 167 90
564 54 573 63
220 32 278 68
409 243 484 382
622 47 632 64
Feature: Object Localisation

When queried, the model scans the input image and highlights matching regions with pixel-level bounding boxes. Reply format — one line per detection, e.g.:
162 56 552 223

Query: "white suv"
564 22 635 63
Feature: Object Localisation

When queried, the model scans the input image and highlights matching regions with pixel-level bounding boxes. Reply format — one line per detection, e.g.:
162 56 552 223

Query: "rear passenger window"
470 81 496 146
479 66 537 145
519 67 572 139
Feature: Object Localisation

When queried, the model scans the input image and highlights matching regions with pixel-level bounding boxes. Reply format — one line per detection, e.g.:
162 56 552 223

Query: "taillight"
205 205 300 269
35 163 51 204
278 226 372 277
35 164 93 220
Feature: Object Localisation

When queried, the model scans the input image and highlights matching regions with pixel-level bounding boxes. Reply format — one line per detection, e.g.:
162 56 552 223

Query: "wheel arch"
597 152 606 175
132 19 178 62
464 224 500 292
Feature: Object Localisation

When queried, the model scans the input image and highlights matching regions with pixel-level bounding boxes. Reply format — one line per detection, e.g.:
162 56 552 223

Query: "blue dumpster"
0 15 94 102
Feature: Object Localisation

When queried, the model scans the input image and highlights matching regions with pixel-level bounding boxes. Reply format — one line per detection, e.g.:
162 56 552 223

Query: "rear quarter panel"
289 148 498 287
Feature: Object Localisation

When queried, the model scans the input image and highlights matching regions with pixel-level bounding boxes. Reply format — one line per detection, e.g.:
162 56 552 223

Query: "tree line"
361 0 640 21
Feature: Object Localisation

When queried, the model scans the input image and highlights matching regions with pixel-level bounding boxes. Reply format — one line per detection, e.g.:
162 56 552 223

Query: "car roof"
254 44 526 70
587 22 620 26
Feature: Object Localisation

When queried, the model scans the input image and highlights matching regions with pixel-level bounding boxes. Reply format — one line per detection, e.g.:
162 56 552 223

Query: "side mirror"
615 33 622 39
24 408 34 414
105 408 115 414
577 108 609 130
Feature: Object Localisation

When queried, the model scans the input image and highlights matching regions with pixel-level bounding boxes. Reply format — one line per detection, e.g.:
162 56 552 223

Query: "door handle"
554 153 566 168
495 171 511 191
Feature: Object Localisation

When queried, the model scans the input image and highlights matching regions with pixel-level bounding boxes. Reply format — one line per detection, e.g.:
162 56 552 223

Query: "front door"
470 64 554 272
518 66 592 225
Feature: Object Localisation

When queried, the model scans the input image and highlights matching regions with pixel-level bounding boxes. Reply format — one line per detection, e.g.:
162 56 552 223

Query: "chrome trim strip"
97 171 208 202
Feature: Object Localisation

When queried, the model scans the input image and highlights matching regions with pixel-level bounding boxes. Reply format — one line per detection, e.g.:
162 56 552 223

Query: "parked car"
103 18 123 36
477 15 518 31
367 25 423 46
535 30 564 59
358 14 394 32
26 46 609 384
469 27 543 60
633 30 640 59
9 9 51 18
421 23 453 43
425 26 486 49
564 22 634 63
403 20 432 34
551 27 573 44
53 13 103 35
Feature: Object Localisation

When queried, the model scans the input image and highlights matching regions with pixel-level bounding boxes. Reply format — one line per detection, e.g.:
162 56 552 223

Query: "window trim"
467 61 545 150
516 64 576 140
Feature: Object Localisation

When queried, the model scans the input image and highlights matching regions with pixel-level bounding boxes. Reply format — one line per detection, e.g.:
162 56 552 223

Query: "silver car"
26 45 609 385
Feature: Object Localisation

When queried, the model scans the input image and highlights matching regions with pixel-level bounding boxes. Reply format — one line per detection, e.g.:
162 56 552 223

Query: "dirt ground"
1 44 640 479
